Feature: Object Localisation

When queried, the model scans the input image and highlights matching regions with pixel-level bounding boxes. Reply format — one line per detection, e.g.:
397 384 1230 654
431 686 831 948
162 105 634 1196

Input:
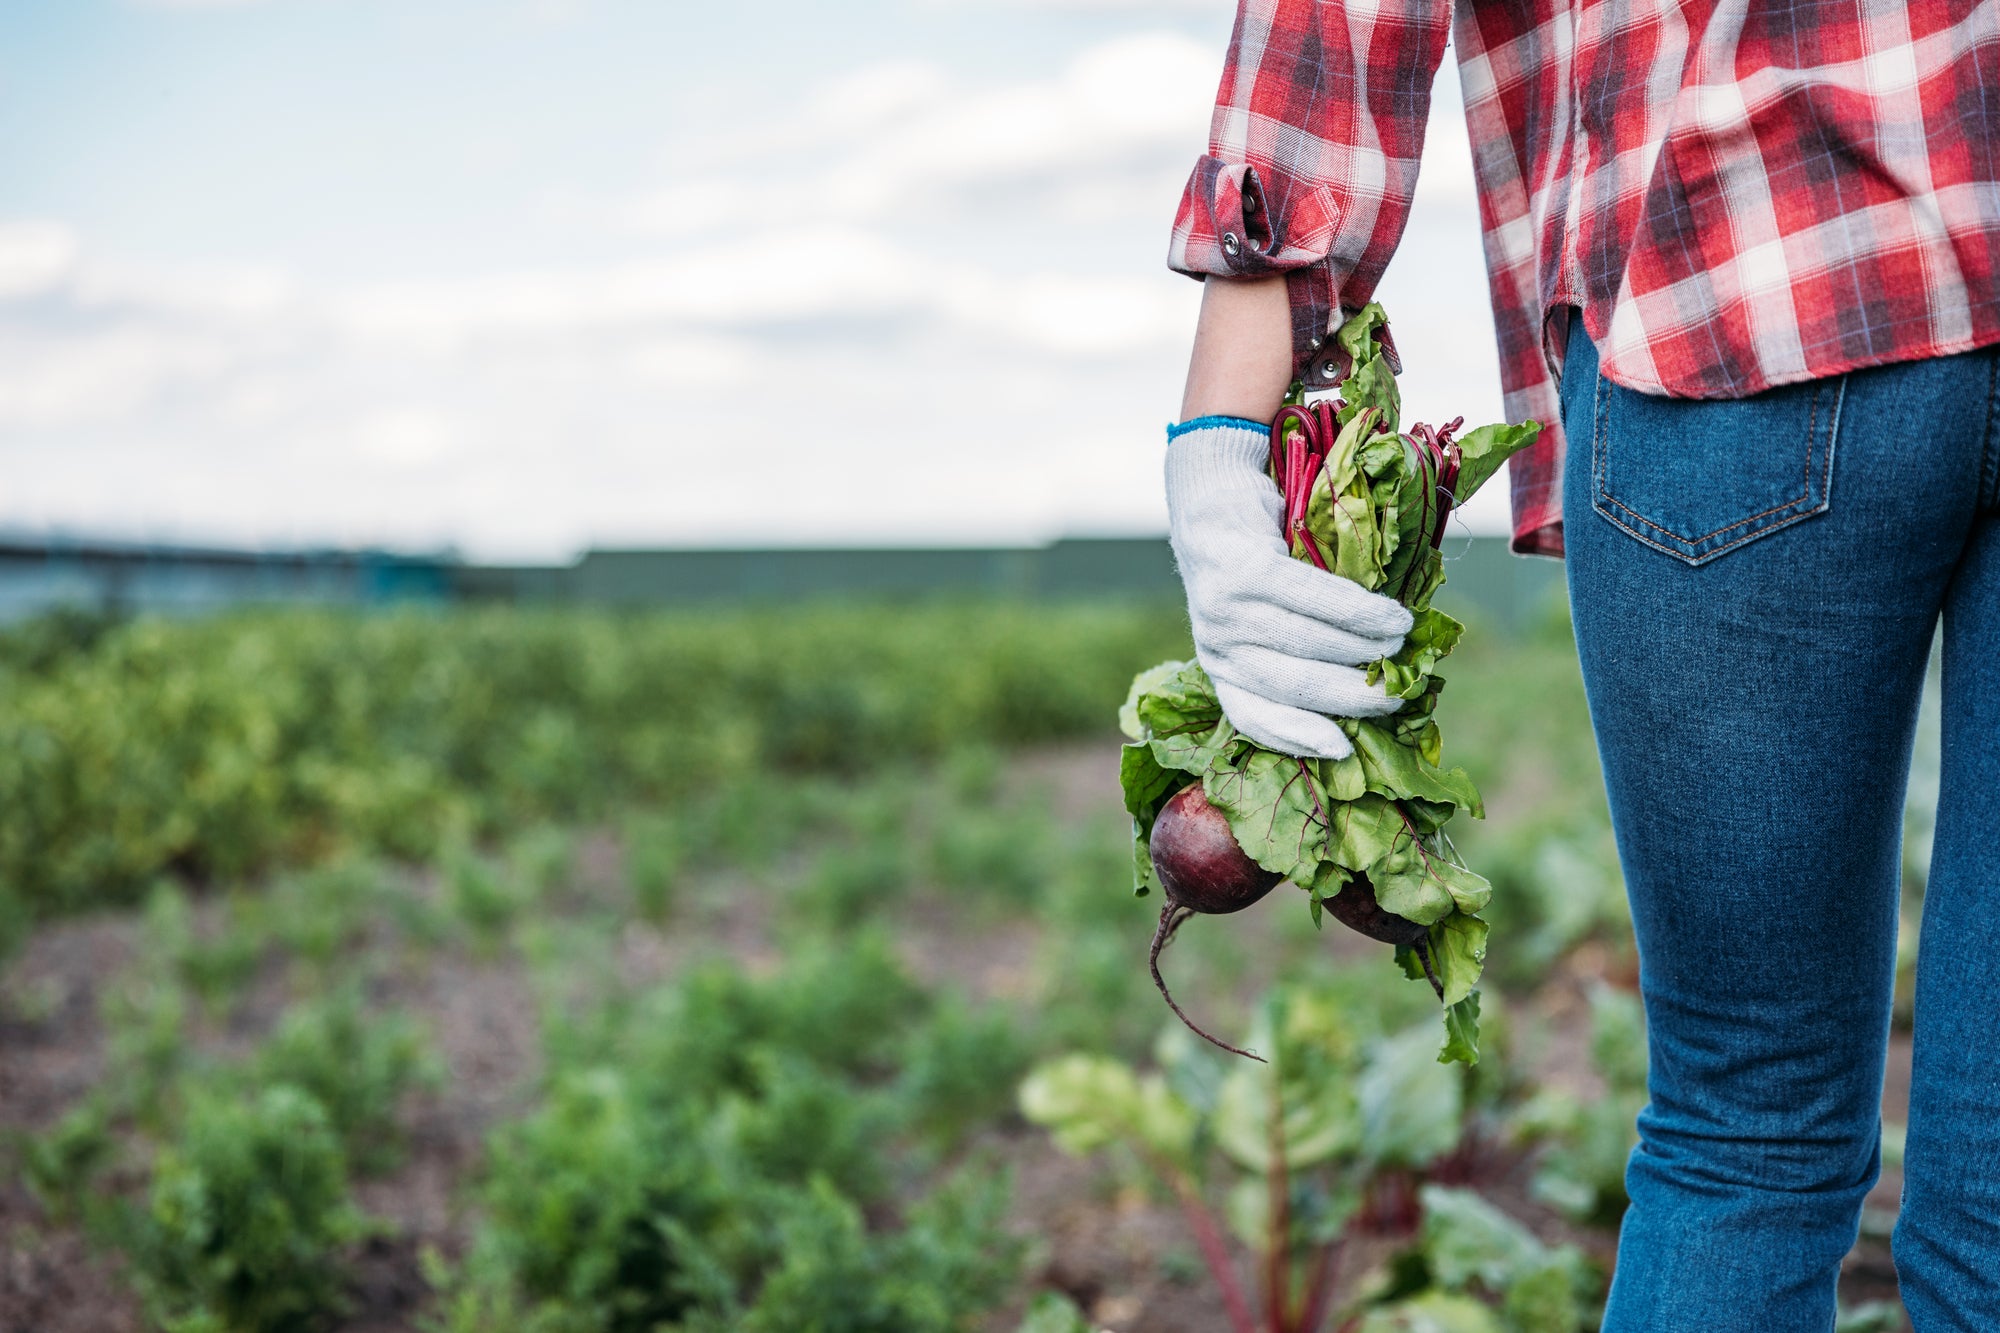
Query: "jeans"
1559 318 2000 1331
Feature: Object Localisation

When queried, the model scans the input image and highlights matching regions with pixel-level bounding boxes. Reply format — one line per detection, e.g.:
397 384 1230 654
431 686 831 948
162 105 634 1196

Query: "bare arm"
1177 275 1295 424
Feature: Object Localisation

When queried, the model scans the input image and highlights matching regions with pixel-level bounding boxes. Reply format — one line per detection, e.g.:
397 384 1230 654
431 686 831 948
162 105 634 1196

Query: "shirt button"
1221 232 1242 257
1242 194 1259 214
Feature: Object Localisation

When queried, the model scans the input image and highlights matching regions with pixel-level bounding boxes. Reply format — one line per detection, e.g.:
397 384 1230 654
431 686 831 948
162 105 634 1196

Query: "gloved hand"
1165 416 1411 760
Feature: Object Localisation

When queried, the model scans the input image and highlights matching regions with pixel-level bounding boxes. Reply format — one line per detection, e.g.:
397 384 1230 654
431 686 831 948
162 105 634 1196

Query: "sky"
0 0 1506 561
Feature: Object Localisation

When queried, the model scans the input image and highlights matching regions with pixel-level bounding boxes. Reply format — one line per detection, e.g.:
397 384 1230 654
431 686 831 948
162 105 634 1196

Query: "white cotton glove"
1165 417 1411 760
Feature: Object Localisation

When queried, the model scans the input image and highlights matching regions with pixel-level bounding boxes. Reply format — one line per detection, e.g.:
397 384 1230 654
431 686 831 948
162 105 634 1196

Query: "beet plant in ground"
1022 980 1593 1332
1125 304 1540 1065
1021 982 1524 1333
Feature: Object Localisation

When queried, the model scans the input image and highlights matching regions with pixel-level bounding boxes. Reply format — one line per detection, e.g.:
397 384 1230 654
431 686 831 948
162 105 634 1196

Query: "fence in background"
0 533 1566 631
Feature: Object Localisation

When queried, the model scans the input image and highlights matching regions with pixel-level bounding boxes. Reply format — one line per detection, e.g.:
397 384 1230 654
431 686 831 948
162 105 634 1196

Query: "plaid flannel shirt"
1170 0 2000 556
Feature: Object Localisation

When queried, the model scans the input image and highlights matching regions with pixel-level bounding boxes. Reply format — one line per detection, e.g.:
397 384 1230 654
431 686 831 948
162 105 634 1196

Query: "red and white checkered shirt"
1170 0 2000 556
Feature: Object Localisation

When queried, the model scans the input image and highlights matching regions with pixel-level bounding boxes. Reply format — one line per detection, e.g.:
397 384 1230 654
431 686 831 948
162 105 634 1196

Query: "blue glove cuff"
1167 414 1268 442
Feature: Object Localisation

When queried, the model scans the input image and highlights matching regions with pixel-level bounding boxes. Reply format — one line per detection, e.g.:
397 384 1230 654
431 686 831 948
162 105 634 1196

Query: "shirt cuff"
1168 155 1340 277
1167 155 1343 382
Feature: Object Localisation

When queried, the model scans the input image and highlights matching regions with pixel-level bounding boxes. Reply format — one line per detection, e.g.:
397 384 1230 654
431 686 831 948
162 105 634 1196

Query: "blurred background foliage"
0 590 1933 1332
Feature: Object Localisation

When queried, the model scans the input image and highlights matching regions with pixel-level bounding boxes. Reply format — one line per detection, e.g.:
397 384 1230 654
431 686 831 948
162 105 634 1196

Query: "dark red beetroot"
1146 783 1282 1060
1324 871 1428 946
1147 784 1439 1060
1150 783 1281 915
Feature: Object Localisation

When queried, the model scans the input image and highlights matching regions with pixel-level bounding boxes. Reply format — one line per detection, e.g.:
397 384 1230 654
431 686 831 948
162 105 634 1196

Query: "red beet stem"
1149 903 1265 1063
1412 937 1446 1002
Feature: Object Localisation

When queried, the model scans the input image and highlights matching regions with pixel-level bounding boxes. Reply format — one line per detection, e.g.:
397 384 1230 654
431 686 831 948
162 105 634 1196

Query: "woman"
1164 1 2000 1327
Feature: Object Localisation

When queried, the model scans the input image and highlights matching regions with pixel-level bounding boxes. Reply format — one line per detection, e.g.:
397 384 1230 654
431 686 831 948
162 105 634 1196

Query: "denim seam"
1981 353 2000 514
1591 374 1843 564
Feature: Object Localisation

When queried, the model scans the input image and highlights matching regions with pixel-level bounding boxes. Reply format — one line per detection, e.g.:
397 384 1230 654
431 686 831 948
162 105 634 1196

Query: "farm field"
0 600 1925 1333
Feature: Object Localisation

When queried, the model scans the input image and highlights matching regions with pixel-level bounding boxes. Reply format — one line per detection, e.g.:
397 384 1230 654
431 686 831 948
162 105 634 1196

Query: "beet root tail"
1149 902 1265 1063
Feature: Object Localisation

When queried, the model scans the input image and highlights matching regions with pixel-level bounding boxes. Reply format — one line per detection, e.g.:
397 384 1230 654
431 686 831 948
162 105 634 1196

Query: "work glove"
1165 416 1410 760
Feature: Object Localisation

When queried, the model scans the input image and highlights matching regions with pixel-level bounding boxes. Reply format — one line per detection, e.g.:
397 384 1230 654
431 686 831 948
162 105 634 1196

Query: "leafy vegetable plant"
1122 305 1539 1065
120 1084 366 1333
1021 983 1473 1333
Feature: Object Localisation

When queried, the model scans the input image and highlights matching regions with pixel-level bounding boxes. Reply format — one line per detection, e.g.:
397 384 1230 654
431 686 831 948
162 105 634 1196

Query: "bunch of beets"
1122 304 1539 1065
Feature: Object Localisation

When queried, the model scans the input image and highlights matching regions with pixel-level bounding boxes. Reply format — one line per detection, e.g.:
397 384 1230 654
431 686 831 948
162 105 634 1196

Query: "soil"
0 743 1914 1333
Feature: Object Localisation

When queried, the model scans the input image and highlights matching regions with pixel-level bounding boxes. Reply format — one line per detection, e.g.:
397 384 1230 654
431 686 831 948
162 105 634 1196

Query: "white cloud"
0 22 1505 555
0 326 240 429
350 408 461 468
627 32 1217 235
0 222 79 300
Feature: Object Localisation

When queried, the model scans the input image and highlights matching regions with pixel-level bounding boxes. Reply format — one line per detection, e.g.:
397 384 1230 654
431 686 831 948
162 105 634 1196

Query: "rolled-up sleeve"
1169 0 1452 382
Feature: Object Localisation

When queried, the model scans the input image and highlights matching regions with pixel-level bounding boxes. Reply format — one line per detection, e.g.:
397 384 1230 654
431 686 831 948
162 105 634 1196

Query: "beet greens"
1124 304 1540 1066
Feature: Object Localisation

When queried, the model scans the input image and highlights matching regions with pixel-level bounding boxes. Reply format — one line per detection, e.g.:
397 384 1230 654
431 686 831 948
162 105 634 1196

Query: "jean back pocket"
1591 372 1844 565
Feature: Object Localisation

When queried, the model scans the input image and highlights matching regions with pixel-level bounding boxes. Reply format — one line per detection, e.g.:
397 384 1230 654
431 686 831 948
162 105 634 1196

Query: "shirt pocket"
1591 372 1845 565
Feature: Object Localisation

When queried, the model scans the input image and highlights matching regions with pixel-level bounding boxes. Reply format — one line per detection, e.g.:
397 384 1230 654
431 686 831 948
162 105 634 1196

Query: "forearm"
1178 275 1294 425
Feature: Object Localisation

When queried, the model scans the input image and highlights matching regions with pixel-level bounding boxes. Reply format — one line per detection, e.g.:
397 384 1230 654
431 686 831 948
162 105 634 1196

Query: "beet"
1146 783 1282 1061
1323 872 1428 946
1149 783 1281 915
1145 784 1441 1059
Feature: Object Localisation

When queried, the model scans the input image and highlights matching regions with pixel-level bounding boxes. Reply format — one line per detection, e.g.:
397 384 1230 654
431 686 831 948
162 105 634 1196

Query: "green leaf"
1418 1184 1551 1292
1449 420 1541 505
1336 302 1391 367
1336 340 1401 432
1357 1023 1463 1168
1212 991 1364 1173
1429 914 1489 1004
1417 1185 1592 1330
1330 494 1382 588
1016 1292 1095 1333
1356 1293 1506 1333
1351 721 1484 816
1150 716 1235 777
1018 1055 1194 1166
1203 749 1327 884
1119 659 1190 740
1131 822 1157 897
1440 992 1482 1067
1587 983 1648 1093
1119 742 1178 824
1328 793 1402 873
1371 841 1458 926
1132 660 1221 738
1324 752 1368 802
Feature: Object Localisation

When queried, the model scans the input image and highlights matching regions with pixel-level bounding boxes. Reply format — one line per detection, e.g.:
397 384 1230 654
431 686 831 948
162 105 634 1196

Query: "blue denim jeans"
1559 319 2000 1331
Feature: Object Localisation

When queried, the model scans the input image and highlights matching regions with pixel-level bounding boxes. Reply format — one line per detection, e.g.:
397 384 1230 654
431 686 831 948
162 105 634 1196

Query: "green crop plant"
620 811 685 922
443 843 530 947
893 994 1034 1151
1014 1293 1098 1333
102 963 195 1124
255 858 381 965
443 932 1023 1332
246 988 437 1174
119 1084 366 1333
507 824 579 903
928 802 1056 911
797 836 914 932
1359 1186 1594 1332
15 1097 117 1224
1511 984 1647 1226
141 881 268 1015
0 602 1190 923
1021 979 1481 1333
